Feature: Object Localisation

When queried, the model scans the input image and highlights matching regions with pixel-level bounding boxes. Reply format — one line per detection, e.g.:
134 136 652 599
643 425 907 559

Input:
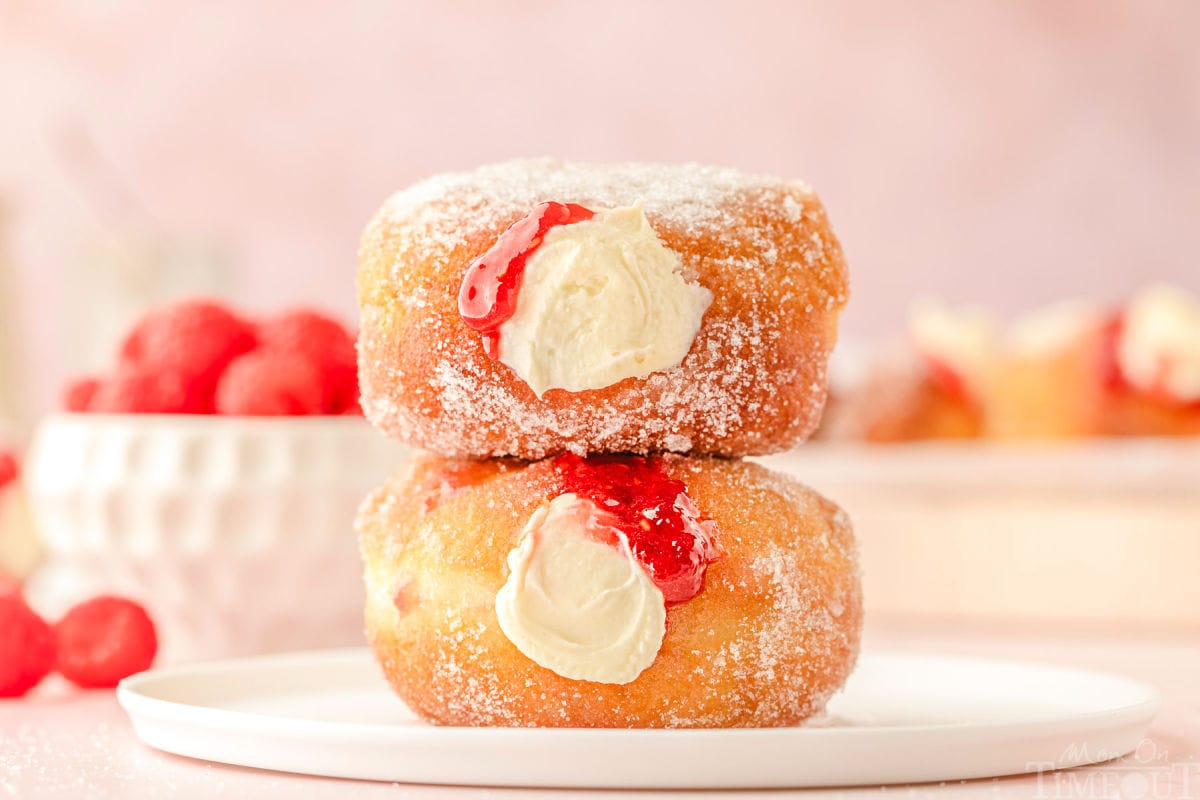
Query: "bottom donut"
356 452 862 728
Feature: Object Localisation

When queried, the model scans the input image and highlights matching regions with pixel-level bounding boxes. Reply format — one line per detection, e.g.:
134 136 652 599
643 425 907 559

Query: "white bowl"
24 413 408 664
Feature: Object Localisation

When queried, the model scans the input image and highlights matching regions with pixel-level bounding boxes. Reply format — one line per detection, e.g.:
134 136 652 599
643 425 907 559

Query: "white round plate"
118 648 1160 789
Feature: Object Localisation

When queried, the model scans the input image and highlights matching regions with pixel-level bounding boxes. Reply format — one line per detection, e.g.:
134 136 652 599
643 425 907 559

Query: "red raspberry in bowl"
0 593 56 697
89 367 210 414
256 310 358 413
0 450 17 490
215 351 324 416
119 299 256 411
62 377 102 412
54 596 158 688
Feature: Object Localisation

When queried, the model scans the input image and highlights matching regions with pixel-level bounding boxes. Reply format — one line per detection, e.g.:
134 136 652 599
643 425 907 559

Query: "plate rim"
117 646 1162 740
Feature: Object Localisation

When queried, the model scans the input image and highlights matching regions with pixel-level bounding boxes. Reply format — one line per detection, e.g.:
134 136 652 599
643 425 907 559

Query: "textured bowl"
24 413 408 664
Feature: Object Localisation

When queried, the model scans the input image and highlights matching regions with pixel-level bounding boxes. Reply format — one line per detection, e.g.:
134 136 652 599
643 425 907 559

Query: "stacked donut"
355 159 862 727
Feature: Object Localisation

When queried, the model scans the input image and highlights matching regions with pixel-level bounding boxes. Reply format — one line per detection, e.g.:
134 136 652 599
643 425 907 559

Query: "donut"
824 287 1200 442
357 159 849 460
357 451 862 728
820 302 991 442
987 302 1111 438
990 288 1200 438
835 360 985 442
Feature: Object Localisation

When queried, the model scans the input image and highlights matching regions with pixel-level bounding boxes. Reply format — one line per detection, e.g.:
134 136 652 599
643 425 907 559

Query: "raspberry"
256 310 357 413
0 594 56 697
120 299 256 411
54 596 158 688
0 450 17 490
215 351 324 416
63 376 101 412
89 367 210 414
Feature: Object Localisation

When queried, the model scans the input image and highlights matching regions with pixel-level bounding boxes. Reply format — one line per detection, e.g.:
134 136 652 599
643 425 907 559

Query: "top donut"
357 159 849 459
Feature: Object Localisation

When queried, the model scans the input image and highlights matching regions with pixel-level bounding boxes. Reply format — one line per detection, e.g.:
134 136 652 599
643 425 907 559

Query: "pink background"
2 0 1198 419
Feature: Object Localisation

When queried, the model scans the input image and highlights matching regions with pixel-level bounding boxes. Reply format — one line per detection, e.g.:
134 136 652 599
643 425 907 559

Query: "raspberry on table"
0 593 56 697
256 310 358 413
119 299 257 411
215 351 324 416
89 367 210 414
54 596 158 688
62 377 102 412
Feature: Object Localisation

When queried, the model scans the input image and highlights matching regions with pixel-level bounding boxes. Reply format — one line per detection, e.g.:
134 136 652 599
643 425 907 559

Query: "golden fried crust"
357 452 862 728
357 160 849 459
988 329 1200 438
1102 392 1200 436
816 355 983 443
988 332 1108 439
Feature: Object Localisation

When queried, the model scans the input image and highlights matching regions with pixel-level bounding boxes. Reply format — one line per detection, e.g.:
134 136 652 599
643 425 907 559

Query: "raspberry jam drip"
554 453 721 605
458 201 595 358
1097 312 1200 408
920 354 972 403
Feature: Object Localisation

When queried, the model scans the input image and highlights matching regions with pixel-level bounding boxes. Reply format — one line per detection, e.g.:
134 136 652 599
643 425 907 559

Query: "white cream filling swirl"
496 204 711 398
494 493 666 684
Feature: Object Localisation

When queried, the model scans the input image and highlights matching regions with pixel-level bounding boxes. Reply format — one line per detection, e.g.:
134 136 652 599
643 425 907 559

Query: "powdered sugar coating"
357 453 862 728
357 159 849 459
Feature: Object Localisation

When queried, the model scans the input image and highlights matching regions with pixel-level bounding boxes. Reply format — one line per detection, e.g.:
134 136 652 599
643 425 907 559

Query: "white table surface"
4 620 1198 800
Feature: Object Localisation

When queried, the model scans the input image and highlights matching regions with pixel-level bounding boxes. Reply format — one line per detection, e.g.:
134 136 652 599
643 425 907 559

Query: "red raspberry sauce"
1097 312 1200 408
920 353 972 403
458 201 594 358
554 454 721 605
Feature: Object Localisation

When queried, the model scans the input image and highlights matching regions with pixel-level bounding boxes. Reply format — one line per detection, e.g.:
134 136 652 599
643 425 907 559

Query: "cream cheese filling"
494 493 666 684
1117 285 1200 402
496 204 711 398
